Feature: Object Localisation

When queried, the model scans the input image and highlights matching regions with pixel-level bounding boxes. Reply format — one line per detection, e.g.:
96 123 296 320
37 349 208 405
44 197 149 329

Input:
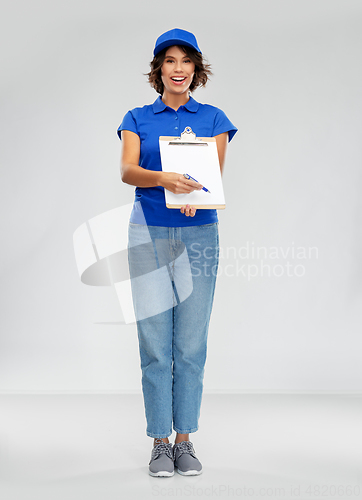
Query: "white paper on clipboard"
159 127 225 209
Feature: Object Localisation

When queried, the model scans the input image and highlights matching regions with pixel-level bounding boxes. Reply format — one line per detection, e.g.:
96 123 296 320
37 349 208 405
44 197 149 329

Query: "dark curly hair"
146 45 212 95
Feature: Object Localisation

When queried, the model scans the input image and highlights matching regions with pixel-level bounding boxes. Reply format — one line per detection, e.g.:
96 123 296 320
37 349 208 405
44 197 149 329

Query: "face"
161 46 195 96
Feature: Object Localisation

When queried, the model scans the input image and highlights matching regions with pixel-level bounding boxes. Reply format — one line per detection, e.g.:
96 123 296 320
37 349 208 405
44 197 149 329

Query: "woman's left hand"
180 204 196 217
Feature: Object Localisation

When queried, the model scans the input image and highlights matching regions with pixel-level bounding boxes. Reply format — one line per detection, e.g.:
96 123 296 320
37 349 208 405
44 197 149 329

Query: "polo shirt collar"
152 95 199 114
184 96 199 112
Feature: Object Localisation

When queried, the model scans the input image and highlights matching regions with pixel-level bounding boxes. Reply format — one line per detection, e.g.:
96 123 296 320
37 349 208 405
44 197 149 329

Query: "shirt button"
175 126 178 130
175 116 178 120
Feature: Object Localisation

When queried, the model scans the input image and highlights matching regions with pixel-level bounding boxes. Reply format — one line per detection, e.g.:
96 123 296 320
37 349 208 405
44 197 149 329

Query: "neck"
161 91 191 111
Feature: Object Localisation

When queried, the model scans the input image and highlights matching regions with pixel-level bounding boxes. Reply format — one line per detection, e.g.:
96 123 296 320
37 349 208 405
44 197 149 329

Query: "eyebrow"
165 55 190 59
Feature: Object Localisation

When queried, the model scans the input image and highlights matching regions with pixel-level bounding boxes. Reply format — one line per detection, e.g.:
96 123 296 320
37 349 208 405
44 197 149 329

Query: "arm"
120 130 201 193
214 131 229 175
120 130 160 187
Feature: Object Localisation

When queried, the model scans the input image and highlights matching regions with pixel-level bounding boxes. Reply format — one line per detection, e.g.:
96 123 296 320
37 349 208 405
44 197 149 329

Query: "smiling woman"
116 28 237 478
148 44 212 96
162 47 195 93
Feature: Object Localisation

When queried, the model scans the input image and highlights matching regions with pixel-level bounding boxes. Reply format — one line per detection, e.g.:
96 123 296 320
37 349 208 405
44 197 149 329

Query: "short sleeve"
117 110 139 140
212 108 238 142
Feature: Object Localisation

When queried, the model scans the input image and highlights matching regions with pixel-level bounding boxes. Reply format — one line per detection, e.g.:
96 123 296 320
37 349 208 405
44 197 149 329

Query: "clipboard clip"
168 127 208 146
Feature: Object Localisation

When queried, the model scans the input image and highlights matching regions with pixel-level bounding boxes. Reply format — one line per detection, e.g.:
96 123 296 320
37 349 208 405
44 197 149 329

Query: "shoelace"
173 441 197 461
149 440 173 464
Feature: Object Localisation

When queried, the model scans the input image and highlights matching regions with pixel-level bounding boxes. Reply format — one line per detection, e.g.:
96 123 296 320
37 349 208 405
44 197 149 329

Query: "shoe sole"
149 469 174 477
175 467 203 476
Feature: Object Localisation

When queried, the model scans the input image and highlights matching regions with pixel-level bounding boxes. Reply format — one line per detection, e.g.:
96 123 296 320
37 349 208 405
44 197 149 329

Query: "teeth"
172 77 186 81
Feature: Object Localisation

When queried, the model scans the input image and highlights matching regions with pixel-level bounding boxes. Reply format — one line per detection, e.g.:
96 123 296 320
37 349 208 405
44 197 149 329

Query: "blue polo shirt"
117 95 237 227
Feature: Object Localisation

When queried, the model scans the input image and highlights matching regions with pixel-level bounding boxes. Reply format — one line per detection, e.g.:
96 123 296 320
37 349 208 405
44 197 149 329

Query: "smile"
171 77 187 83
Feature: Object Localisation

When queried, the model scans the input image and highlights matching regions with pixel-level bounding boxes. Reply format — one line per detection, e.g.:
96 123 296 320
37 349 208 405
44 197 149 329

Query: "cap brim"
154 39 202 56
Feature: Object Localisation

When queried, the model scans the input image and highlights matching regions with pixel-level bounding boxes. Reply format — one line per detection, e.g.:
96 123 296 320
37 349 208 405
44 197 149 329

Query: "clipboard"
159 127 226 209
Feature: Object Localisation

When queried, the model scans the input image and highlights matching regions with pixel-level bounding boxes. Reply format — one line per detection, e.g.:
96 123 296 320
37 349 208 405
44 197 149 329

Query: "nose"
174 60 182 72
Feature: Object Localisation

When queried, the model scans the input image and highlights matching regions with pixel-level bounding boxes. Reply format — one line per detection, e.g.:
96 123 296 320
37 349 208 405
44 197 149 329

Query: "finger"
188 180 202 189
187 182 203 191
179 175 200 187
175 183 200 194
181 205 196 216
183 180 202 191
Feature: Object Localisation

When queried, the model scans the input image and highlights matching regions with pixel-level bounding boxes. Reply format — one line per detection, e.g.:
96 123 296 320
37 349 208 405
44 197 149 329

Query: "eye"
183 59 191 63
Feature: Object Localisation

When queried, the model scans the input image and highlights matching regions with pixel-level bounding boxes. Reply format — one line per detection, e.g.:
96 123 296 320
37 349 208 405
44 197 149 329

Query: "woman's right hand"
159 172 203 194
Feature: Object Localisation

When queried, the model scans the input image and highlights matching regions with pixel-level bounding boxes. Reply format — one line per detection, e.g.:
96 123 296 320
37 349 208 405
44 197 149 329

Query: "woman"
117 28 237 477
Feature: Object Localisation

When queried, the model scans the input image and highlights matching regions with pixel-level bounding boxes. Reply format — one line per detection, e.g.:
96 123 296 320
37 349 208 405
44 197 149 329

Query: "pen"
183 173 211 193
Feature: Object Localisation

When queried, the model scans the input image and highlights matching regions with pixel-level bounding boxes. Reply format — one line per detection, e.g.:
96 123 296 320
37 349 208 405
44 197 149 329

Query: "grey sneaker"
173 441 203 475
149 439 174 477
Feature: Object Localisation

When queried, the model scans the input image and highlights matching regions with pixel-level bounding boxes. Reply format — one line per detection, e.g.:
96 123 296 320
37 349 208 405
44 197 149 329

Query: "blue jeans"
127 222 219 438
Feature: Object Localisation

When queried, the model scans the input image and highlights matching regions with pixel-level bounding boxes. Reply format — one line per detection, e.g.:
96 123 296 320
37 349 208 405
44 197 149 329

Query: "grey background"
1 0 361 393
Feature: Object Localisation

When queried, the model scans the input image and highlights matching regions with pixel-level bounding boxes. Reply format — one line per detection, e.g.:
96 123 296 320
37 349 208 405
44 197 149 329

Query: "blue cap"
153 28 202 57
